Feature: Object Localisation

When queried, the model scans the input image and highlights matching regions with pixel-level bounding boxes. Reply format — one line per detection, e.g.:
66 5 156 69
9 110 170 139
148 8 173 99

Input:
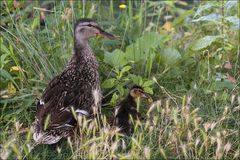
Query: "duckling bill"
33 18 117 144
113 85 151 135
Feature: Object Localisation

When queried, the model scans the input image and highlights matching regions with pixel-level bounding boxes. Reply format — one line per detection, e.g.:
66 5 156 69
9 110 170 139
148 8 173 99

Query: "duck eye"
79 28 85 32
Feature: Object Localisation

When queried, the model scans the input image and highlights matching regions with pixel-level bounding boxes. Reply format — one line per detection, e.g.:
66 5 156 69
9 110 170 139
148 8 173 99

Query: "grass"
0 0 239 159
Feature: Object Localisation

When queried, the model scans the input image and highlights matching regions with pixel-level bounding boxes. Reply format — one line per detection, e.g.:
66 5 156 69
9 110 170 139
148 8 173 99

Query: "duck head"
74 18 117 46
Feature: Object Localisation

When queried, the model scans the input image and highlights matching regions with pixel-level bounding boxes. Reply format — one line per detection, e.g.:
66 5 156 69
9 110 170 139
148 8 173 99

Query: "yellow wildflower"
119 4 126 9
10 66 20 72
162 21 174 32
8 82 16 95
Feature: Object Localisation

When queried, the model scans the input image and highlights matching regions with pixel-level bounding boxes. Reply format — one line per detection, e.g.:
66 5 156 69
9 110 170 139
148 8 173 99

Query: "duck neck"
74 38 95 64
74 36 89 53
72 36 97 68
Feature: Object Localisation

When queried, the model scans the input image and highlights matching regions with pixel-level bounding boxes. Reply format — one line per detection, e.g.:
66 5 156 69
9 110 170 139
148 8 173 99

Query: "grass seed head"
224 142 231 155
195 138 200 147
144 146 151 159
216 137 223 159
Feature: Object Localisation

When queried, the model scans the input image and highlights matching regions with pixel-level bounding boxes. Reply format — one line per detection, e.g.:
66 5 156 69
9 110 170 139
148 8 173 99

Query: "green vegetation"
0 0 239 159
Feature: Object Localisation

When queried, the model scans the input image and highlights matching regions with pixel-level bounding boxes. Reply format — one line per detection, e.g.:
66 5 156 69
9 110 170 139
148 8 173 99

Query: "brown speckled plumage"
33 18 116 144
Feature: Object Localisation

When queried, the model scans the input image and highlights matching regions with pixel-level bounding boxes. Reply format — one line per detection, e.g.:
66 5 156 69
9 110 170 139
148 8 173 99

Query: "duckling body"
33 19 116 144
114 95 140 134
113 85 150 135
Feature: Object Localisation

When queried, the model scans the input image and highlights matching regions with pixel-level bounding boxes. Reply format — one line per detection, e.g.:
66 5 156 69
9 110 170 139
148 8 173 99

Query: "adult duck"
33 18 116 144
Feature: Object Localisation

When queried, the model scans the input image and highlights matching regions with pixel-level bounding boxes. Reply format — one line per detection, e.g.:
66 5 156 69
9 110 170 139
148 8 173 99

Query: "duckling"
33 18 117 144
113 85 151 135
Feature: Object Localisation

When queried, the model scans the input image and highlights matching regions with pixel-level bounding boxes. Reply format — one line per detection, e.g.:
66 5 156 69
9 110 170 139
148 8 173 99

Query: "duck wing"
35 68 92 133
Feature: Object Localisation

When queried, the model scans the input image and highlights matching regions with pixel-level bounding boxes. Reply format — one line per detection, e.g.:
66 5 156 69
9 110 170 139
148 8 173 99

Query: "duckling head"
129 85 151 100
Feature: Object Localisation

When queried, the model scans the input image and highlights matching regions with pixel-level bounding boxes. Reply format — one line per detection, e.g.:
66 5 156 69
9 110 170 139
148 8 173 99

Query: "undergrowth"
0 0 239 159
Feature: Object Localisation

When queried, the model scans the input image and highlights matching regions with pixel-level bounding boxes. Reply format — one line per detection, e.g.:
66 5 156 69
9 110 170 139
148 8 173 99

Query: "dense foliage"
0 0 239 159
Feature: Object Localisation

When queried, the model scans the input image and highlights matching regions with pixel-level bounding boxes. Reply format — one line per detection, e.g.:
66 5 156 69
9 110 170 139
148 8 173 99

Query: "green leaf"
161 48 181 66
104 49 127 68
192 13 221 23
102 78 116 89
143 80 155 87
125 43 141 62
194 3 212 18
120 66 132 74
0 69 18 89
210 80 235 91
144 87 153 94
1 53 10 68
192 36 221 51
0 43 11 55
138 32 164 53
31 17 40 30
225 0 237 10
173 10 194 27
119 66 132 79
117 85 125 96
0 69 13 80
110 92 119 106
162 1 175 7
130 75 143 85
125 32 164 62
225 16 240 30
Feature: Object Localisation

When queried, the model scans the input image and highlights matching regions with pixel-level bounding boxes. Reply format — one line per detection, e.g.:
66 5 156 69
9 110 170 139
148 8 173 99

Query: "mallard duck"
113 85 151 135
33 18 116 144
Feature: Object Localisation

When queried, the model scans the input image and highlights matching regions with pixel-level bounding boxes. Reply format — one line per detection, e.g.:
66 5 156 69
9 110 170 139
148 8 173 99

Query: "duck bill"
142 92 153 103
98 27 118 39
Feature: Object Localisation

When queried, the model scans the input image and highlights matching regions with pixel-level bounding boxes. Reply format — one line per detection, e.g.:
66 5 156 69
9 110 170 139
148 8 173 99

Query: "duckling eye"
136 89 144 95
134 89 140 94
135 89 141 92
